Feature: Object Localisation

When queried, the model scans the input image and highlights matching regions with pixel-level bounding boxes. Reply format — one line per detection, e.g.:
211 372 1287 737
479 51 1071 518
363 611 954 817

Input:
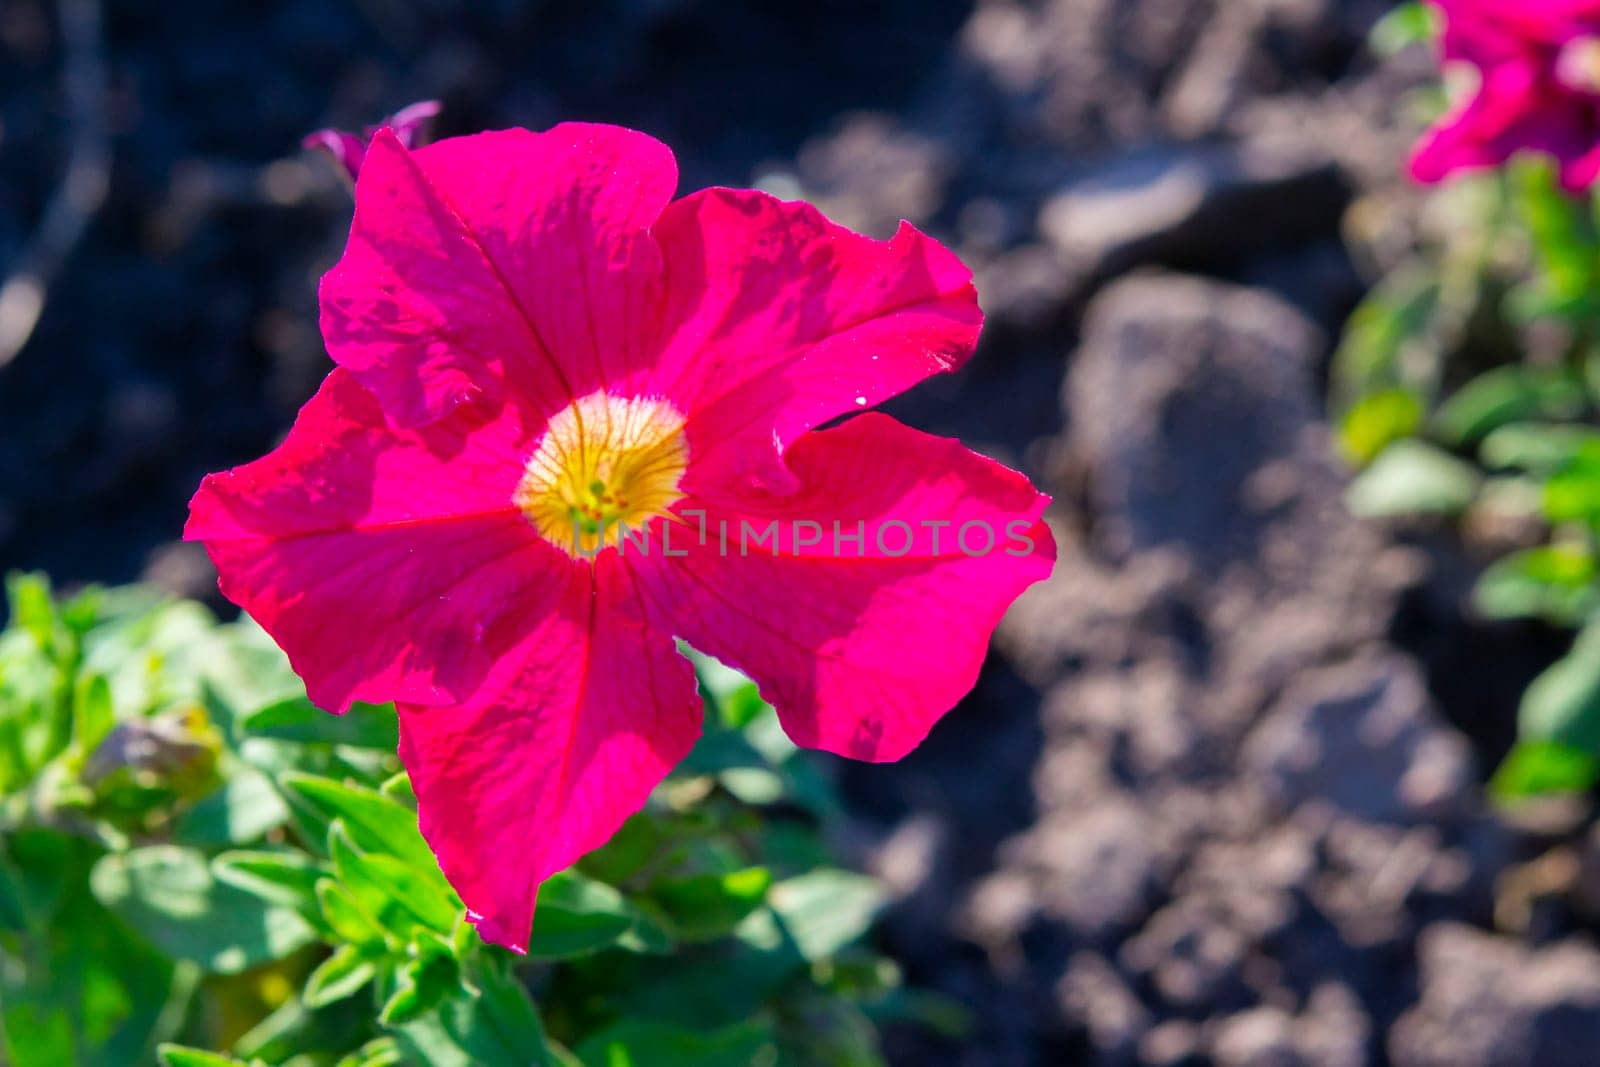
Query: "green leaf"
335 1038 407 1067
1369 1 1438 56
1544 443 1600 524
316 879 387 949
1346 440 1481 518
304 944 377 1008
649 867 773 942
241 696 398 750
6 572 59 652
688 649 773 730
212 850 324 911
1434 367 1588 446
157 1046 252 1067
378 948 460 1026
1339 387 1425 466
1330 271 1440 401
391 959 549 1067
1473 545 1600 624
527 872 638 960
574 1018 776 1067
1519 622 1600 753
328 822 460 937
282 772 439 875
90 846 314 974
175 764 290 846
73 674 115 755
769 870 887 963
1511 157 1600 309
1480 423 1600 473
1491 740 1600 799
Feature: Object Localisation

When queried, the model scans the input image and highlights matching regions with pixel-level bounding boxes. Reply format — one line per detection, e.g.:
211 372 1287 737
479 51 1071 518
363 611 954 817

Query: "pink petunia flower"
186 123 1055 950
1411 0 1600 190
303 100 442 183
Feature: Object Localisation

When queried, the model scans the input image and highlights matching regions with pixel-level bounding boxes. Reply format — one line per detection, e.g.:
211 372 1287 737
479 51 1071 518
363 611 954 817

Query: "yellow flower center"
515 391 689 557
1558 37 1600 95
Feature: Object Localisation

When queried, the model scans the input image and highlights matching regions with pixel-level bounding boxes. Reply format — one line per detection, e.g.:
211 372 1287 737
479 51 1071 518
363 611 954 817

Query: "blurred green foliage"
0 575 955 1065
1337 8 1600 800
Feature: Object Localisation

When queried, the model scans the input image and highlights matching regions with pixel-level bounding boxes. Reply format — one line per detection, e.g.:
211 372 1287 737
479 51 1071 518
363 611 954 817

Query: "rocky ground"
7 0 1600 1064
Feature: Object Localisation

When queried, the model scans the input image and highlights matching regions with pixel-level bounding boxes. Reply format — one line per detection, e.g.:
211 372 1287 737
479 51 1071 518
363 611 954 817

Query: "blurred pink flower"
303 100 441 182
186 123 1054 950
1411 0 1600 190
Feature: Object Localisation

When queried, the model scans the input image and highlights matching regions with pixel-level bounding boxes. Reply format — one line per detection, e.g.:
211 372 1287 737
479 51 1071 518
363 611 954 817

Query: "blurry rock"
1013 797 1168 943
1210 1005 1299 1067
1293 982 1370 1067
793 114 952 236
1390 924 1600 1067
1068 273 1322 564
1245 657 1475 825
1123 896 1253 1011
1039 139 1347 284
1059 951 1152 1063
142 541 217 603
1208 984 1370 1067
973 243 1078 335
1141 1019 1203 1067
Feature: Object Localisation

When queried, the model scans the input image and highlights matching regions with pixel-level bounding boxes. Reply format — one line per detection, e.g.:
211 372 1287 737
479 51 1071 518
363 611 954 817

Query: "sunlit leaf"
1519 622 1600 753
769 870 887 964
1474 544 1600 624
90 846 314 974
1346 440 1480 518
1491 740 1600 799
1434 366 1587 446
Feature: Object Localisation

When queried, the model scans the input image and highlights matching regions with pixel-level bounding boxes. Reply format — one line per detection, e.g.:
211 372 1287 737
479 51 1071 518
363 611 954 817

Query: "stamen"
515 392 689 557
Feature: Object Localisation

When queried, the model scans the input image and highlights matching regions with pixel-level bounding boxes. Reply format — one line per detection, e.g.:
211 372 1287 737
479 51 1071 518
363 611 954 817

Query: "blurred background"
6 0 1595 1064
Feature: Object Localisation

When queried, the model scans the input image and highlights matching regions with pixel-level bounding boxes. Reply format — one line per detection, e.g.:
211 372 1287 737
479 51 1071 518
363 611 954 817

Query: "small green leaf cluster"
1337 14 1600 799
0 576 954 1065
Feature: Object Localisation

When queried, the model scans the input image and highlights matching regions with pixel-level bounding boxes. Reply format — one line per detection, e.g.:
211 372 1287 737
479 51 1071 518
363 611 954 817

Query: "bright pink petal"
649 189 982 494
640 412 1053 763
185 369 553 713
320 124 677 428
399 554 702 950
410 124 678 393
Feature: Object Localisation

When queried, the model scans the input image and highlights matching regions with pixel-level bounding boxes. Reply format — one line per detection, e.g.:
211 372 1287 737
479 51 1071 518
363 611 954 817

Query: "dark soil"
8 1 1600 1065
